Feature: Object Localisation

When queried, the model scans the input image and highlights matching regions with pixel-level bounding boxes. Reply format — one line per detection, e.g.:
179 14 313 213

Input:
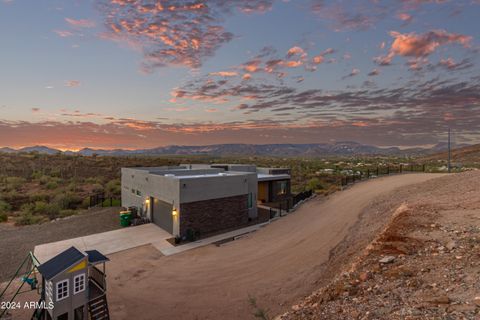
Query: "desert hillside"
278 170 480 320
422 144 480 164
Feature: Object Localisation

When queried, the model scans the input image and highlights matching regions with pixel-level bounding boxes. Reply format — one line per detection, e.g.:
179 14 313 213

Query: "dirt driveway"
105 174 444 320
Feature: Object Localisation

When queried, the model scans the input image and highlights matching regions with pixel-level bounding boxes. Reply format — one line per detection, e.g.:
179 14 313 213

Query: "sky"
0 0 479 150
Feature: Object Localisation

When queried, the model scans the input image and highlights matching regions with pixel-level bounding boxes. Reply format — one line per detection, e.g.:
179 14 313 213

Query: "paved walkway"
34 221 271 263
34 224 173 263
155 222 269 256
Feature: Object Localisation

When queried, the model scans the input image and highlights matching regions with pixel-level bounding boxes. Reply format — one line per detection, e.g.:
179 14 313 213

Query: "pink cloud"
64 80 81 87
65 18 96 28
396 12 413 23
209 71 238 77
54 30 74 37
98 0 274 71
375 30 472 66
242 73 252 81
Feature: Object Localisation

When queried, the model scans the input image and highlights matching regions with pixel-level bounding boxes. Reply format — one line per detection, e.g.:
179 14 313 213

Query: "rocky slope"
278 170 480 320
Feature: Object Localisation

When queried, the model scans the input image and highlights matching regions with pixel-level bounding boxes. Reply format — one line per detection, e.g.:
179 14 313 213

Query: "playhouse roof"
37 246 85 280
86 250 110 264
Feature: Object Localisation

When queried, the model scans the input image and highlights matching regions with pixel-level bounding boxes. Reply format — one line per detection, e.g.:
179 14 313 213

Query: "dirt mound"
278 171 480 320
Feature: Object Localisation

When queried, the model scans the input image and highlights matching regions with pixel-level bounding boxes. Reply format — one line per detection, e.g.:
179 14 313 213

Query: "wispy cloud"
65 18 96 28
64 80 81 87
54 30 74 37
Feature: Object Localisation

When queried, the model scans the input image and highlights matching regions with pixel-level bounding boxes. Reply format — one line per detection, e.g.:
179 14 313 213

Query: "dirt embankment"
279 171 480 320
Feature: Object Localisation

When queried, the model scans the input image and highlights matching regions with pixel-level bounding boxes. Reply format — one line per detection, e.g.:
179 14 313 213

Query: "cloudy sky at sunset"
1 0 479 150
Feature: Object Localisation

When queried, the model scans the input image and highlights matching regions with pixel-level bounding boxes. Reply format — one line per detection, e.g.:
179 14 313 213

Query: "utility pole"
448 127 451 173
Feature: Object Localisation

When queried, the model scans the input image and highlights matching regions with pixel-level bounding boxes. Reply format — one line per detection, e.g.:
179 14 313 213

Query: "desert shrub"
59 209 77 218
102 198 121 207
33 201 61 218
67 182 80 192
1 190 27 210
31 171 43 180
20 202 35 214
38 175 50 185
6 177 26 190
29 193 50 202
49 168 61 178
105 180 121 197
306 177 325 191
54 192 83 210
85 177 102 184
81 197 91 209
0 213 7 222
0 200 12 213
15 211 43 225
92 184 104 194
45 181 58 190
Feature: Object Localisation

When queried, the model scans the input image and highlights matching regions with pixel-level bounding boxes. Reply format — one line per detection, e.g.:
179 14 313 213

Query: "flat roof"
173 172 249 179
257 173 291 182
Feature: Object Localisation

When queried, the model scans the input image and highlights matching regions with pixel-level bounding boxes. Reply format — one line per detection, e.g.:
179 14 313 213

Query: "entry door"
152 198 174 234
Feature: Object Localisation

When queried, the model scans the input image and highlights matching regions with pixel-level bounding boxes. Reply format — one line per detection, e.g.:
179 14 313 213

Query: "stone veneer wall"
179 194 249 237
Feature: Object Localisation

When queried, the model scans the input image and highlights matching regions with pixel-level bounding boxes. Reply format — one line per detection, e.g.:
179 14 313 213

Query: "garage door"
152 198 173 234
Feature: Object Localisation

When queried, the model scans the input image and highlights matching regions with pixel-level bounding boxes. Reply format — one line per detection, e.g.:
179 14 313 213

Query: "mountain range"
0 142 468 157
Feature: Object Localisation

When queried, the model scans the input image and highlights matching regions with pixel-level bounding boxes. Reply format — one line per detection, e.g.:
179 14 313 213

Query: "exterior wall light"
172 208 178 216
145 198 150 204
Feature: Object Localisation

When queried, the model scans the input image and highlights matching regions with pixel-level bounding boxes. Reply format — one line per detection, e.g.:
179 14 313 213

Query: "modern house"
121 164 291 238
35 247 110 320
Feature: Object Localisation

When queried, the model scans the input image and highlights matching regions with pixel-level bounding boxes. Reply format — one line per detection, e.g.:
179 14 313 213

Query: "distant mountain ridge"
0 142 463 157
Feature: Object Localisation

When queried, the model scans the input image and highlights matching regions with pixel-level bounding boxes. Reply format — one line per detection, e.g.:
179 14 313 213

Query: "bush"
59 209 77 218
306 177 325 191
0 200 12 213
15 211 44 225
45 181 58 190
105 180 121 197
20 202 35 214
33 201 60 219
92 184 104 194
31 171 43 180
102 199 121 207
0 213 7 222
39 175 50 185
54 192 82 210
81 197 91 209
6 177 26 190
29 193 50 202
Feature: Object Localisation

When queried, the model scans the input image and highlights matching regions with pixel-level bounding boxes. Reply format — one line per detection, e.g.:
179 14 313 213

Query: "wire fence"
339 164 426 187
89 193 121 208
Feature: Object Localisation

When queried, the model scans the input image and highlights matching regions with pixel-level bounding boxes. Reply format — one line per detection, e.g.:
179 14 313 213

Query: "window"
247 193 253 209
136 190 142 196
73 274 85 294
56 279 69 301
276 181 288 196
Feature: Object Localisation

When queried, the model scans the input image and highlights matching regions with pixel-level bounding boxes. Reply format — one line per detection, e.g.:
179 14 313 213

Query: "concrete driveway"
34 224 173 263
